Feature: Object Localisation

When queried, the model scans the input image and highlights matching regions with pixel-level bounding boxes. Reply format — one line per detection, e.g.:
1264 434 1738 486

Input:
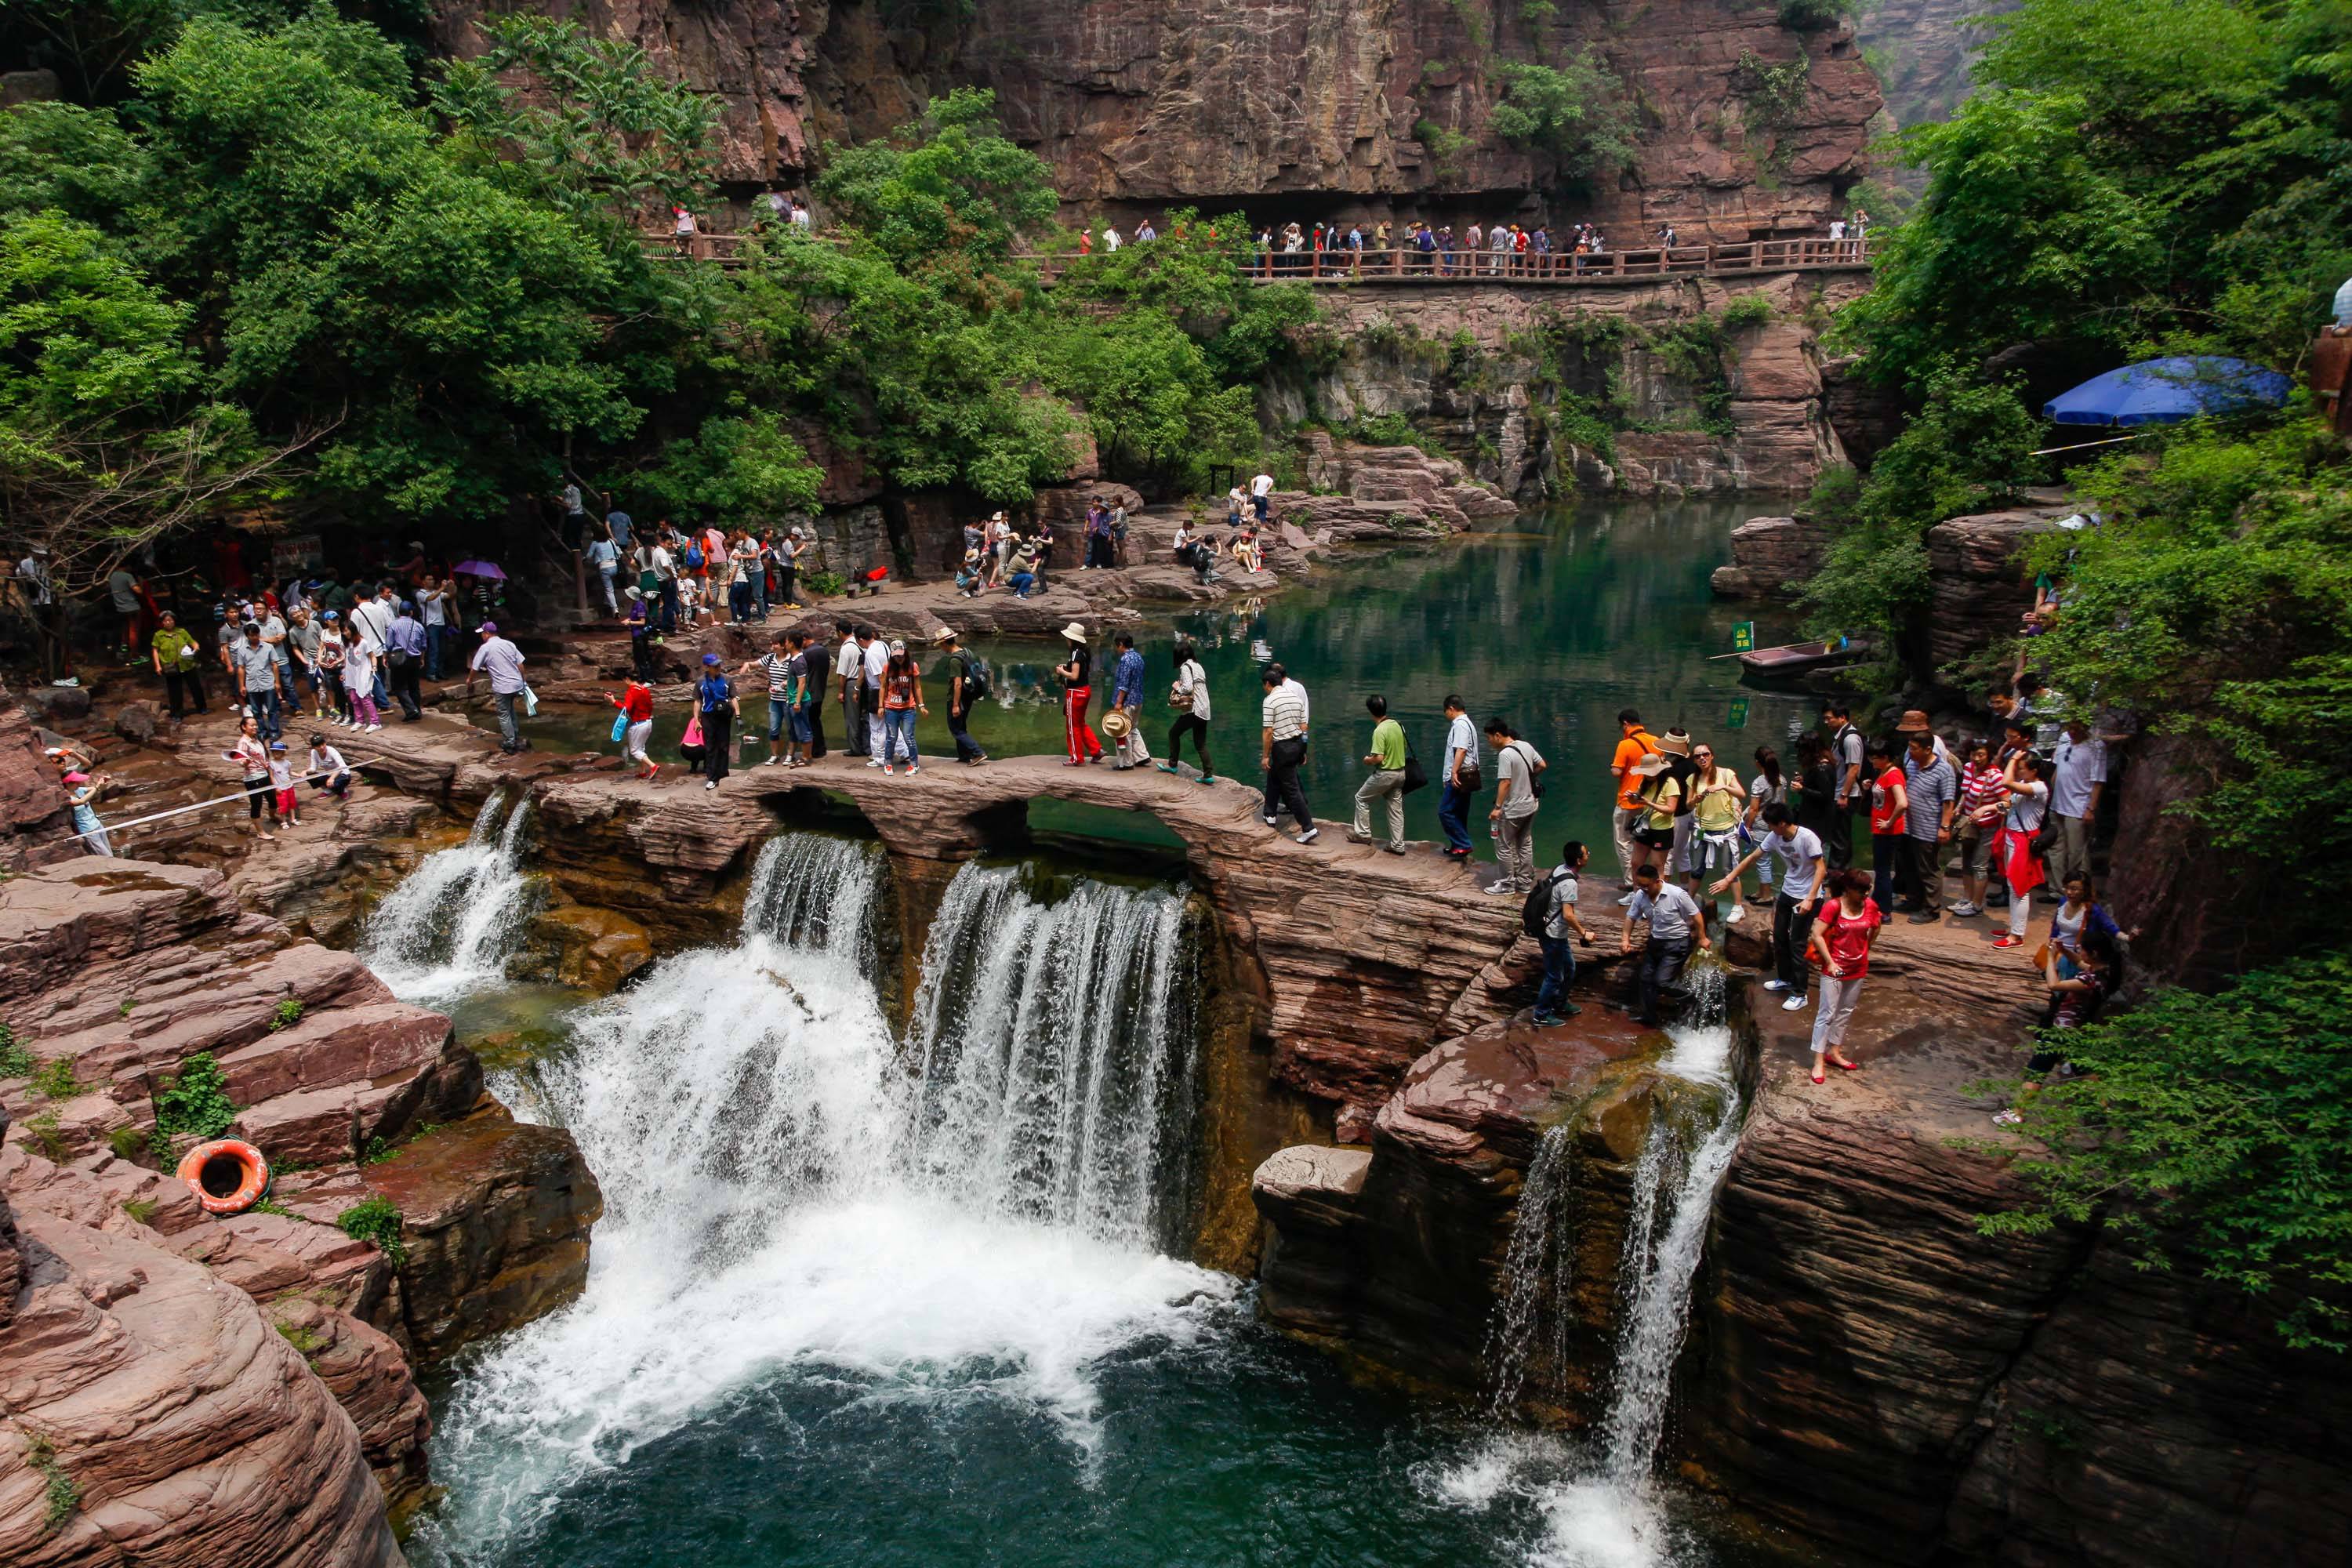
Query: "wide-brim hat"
1061 622 1089 641
929 626 956 644
1655 731 1692 757
1099 708 1132 739
1630 754 1672 778
1896 709 1933 733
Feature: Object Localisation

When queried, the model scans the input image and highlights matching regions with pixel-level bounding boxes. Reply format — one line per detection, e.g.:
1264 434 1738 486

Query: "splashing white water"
360 791 536 1004
413 837 1228 1561
1439 960 1744 1568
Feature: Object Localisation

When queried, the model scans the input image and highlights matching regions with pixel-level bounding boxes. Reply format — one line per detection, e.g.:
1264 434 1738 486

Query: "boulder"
522 903 655 992
1923 499 2074 669
17 683 90 724
1711 514 1831 600
110 702 160 746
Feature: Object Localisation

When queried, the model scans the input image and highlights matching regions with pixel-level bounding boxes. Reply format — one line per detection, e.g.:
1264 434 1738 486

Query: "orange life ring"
176 1138 270 1216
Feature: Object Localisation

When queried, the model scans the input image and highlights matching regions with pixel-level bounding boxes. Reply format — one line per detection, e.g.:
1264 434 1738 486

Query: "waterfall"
1442 960 1744 1568
903 862 1196 1252
360 790 536 1004
1483 1121 1576 1419
412 835 1226 1563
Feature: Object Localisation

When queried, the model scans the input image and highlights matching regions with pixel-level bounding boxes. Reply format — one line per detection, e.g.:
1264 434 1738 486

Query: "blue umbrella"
2043 355 2292 426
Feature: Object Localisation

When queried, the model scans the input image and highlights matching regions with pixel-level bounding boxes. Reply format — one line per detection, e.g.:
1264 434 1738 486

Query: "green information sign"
1731 620 1756 654
1726 696 1750 729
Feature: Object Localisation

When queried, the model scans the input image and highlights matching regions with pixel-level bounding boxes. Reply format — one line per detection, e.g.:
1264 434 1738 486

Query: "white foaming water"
360 790 536 1004
415 838 1228 1561
1439 960 1743 1568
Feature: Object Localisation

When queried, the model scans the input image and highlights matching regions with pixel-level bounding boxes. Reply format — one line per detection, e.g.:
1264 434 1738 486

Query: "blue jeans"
658 578 679 633
1871 832 1903 916
882 707 917 764
768 697 792 741
1009 571 1036 597
246 685 283 739
729 581 754 622
1439 781 1472 853
423 624 448 681
1535 935 1575 1017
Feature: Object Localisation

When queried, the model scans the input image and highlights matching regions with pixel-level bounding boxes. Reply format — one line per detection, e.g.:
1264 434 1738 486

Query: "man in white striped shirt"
1259 663 1316 843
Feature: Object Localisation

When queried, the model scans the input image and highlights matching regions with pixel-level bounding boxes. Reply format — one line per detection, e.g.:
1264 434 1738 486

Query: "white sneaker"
866 759 883 768
1294 827 1319 844
1762 979 1789 993
1617 891 1637 906
1781 994 1808 1011
1485 880 1515 895
705 779 716 790
365 723 382 732
906 763 920 773
760 756 779 766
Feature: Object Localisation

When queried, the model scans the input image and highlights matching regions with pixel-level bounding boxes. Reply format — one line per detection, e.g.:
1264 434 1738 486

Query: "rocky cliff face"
434 0 1880 241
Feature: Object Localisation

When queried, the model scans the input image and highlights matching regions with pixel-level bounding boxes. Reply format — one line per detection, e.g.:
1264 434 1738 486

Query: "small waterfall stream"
412 835 1228 1564
1446 960 1746 1567
359 790 536 1004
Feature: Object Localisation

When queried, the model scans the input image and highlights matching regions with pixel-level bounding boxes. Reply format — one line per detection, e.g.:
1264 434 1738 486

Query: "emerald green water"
522 499 1819 876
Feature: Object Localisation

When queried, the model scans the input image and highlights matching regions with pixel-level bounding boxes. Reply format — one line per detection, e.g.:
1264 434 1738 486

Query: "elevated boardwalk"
643 231 1879 286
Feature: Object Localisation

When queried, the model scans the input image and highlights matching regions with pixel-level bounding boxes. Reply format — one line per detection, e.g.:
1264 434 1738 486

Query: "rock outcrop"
1708 512 1830 598
0 1169 404 1567
440 0 1881 241
1922 493 2074 670
0 707 73 873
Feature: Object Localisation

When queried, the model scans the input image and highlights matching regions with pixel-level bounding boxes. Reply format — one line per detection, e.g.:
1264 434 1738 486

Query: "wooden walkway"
643 231 1879 285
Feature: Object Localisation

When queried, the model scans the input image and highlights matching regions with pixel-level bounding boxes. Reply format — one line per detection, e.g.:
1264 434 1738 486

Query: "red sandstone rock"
1923 496 2073 668
1710 512 1829 599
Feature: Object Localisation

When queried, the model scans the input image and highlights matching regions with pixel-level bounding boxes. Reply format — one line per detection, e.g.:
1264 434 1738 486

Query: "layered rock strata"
1708 512 1829 598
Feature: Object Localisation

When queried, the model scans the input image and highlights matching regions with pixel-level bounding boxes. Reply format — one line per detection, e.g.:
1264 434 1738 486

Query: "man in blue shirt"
1109 631 1151 769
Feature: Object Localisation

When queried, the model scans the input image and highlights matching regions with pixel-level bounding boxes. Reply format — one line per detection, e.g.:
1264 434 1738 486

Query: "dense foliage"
1984 957 2352 1350
1486 53 1638 182
1810 0 2352 1343
0 9 1305 593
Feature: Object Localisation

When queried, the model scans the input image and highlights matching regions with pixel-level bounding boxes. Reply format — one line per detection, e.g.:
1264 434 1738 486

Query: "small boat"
1737 639 1867 681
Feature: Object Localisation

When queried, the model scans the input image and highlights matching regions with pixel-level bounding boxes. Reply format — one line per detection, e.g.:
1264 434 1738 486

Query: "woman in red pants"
1054 621 1102 765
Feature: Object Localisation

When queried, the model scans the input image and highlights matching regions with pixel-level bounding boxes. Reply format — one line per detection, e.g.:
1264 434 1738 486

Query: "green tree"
815 88 1059 274
1486 52 1638 182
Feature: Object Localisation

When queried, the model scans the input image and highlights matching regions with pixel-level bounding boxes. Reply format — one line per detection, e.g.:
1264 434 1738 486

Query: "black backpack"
1520 868 1572 939
956 652 989 702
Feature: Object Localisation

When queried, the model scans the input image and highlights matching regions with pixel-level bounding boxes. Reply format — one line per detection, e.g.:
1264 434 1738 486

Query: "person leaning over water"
1712 802 1825 1014
1350 695 1409 854
1620 862 1709 1029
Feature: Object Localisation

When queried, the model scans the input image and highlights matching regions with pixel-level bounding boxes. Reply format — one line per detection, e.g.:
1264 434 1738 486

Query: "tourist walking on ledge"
1109 632 1151 768
612 676 656 780
880 640 924 773
1160 640 1214 782
1351 695 1409 854
1621 863 1708 1028
466 621 525 752
742 635 797 767
1056 622 1104 766
1260 663 1315 842
1712 802 1825 1013
1610 709 1660 887
1439 695 1478 862
695 652 738 789
1530 840 1596 1024
860 624 888 760
933 626 988 764
836 622 866 758
1804 869 1878 1083
1486 717 1544 895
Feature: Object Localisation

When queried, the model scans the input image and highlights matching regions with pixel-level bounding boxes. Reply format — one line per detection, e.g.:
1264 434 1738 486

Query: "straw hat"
1629 753 1671 778
1099 708 1132 740
928 626 956 645
1655 729 1692 757
1060 622 1089 642
1896 709 1933 733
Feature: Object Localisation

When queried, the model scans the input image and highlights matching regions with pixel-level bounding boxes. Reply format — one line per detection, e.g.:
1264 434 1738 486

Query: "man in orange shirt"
1610 707 1660 890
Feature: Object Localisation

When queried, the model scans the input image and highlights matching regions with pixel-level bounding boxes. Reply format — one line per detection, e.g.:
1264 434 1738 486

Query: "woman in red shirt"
1805 868 1879 1083
1864 735 1908 916
610 678 657 781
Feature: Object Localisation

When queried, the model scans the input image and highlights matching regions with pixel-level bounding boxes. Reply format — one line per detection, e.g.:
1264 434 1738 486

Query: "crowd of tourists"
569 498 811 633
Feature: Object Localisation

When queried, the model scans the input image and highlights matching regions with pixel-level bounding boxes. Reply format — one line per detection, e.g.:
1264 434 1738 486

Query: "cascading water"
359 790 536 1004
1442 960 1746 1568
411 837 1232 1566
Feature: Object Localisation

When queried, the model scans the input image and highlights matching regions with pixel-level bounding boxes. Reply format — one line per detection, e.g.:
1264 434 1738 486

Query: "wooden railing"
642 230 1881 283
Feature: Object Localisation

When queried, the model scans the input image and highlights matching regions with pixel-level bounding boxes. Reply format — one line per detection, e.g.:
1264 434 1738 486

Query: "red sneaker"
1992 934 2024 949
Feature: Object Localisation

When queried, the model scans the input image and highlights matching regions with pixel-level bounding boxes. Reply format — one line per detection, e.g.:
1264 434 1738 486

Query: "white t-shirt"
1629 882 1703 943
1250 474 1274 499
1496 740 1544 819
1748 771 1787 811
1174 659 1210 720
420 590 446 627
862 639 887 690
309 744 347 776
1764 827 1826 902
267 756 295 789
2050 735 2107 818
2005 779 2049 833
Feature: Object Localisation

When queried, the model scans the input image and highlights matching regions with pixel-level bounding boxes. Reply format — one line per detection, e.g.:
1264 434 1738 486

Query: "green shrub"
1980 956 2352 1351
28 1055 85 1101
1486 53 1638 181
153 1053 238 1143
26 1436 77 1532
24 1111 66 1163
108 1126 150 1163
121 1196 158 1225
0 1022 31 1079
1719 292 1777 330
1778 0 1859 27
337 1196 407 1266
267 999 305 1032
275 1317 327 1356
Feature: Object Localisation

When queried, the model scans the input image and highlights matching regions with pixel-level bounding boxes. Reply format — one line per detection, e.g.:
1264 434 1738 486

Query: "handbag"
682 713 704 750
1456 760 1483 794
1402 735 1428 795
611 710 630 744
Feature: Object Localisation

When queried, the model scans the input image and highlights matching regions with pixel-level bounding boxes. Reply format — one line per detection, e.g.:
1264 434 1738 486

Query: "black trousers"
163 667 207 717
1772 894 1817 996
1168 713 1211 772
702 709 732 782
630 633 656 681
1635 937 1693 1026
1824 799 1856 869
1262 736 1311 831
804 698 826 759
388 660 423 719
